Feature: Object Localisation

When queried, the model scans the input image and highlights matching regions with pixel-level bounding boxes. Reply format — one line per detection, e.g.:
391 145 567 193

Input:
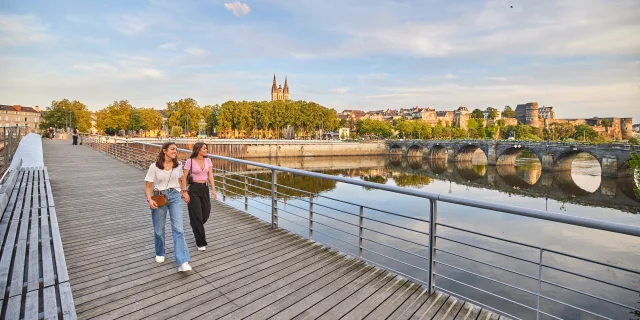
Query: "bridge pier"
541 153 555 172
601 155 618 178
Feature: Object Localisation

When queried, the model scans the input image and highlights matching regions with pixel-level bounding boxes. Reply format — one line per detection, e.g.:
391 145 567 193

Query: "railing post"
3 128 7 170
244 176 248 211
427 199 438 294
537 248 543 320
309 195 314 239
126 141 130 164
271 169 278 229
222 171 227 201
359 205 364 258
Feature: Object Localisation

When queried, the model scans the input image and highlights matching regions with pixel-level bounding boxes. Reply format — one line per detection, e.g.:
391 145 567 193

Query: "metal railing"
0 127 27 179
126 137 350 144
82 135 640 320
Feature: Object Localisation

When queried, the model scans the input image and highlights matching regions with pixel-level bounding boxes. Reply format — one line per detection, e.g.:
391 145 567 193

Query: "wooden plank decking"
42 139 504 320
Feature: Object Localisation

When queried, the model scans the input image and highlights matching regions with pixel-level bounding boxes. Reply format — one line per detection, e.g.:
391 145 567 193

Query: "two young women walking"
143 142 216 272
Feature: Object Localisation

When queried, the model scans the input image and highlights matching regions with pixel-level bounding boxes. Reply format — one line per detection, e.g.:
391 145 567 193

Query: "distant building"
0 105 42 131
633 124 640 133
271 74 290 101
515 102 540 127
539 106 555 119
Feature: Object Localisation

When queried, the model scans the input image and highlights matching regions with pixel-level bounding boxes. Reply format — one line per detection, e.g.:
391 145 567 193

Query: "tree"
546 122 576 141
128 109 145 132
166 98 201 136
629 137 639 145
574 124 600 142
502 106 516 118
600 119 611 128
39 99 92 132
171 126 183 137
487 108 499 120
471 109 485 119
95 100 133 134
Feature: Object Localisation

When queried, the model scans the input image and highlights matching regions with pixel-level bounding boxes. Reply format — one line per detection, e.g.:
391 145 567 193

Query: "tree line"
38 100 626 143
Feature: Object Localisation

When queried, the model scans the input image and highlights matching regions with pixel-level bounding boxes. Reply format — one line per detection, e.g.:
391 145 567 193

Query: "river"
209 153 640 320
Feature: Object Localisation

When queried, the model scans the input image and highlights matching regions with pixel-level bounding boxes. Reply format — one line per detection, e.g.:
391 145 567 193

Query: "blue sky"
1 0 639 120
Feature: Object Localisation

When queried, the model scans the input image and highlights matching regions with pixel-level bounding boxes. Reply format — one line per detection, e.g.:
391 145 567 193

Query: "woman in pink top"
182 142 218 250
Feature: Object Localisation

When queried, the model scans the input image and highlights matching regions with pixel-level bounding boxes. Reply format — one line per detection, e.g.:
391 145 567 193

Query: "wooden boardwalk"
42 139 503 320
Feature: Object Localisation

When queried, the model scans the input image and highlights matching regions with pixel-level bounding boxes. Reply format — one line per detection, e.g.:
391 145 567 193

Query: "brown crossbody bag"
151 167 172 207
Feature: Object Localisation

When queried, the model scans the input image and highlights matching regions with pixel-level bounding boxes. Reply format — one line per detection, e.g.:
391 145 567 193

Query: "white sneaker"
156 256 164 263
178 262 192 272
197 246 206 251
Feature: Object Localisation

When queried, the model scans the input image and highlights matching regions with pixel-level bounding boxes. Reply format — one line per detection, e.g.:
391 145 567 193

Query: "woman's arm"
181 160 190 203
145 181 158 209
208 163 217 201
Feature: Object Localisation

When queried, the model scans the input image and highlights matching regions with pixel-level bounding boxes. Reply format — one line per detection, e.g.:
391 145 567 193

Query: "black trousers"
187 182 211 247
72 136 78 145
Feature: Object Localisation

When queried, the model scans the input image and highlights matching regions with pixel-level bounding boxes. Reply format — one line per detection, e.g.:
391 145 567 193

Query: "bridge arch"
426 145 448 159
497 147 541 166
407 144 423 157
496 165 541 189
389 144 403 155
554 170 600 196
455 144 487 164
554 149 601 172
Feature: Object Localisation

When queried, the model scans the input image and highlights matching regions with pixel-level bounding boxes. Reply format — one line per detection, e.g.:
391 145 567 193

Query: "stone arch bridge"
386 139 638 177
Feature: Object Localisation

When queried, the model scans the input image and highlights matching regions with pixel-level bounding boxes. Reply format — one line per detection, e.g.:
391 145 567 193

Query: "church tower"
271 74 290 101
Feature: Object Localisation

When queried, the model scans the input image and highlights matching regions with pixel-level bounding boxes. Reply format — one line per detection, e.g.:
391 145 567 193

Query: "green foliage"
171 126 183 137
39 99 92 132
471 109 485 119
501 124 542 140
502 105 516 118
544 122 576 141
485 124 499 139
628 137 639 145
628 152 640 200
487 108 499 120
356 119 393 138
166 98 202 135
573 124 601 142
600 119 611 128
96 100 133 133
467 118 485 139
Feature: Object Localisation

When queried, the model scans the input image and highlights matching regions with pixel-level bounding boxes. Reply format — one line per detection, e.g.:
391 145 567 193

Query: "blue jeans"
151 189 191 266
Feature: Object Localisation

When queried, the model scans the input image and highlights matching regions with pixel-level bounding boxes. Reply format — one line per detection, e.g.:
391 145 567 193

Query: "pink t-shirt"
185 158 212 181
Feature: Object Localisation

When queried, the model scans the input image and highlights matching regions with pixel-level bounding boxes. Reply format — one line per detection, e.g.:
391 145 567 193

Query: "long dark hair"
155 142 179 169
189 142 207 158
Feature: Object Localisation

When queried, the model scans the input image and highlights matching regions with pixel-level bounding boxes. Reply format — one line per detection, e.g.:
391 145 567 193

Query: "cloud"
0 14 51 46
224 2 251 17
159 42 179 50
184 47 208 56
108 13 155 35
444 74 456 79
331 87 350 94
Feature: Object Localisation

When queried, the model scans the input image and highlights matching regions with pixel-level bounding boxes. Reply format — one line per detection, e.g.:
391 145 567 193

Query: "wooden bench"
0 166 76 319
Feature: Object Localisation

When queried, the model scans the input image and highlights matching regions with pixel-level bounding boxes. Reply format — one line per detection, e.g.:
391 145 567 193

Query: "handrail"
81 135 640 320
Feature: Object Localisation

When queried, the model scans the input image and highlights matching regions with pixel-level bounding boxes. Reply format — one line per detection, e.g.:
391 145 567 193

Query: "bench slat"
46 180 55 207
0 171 24 250
25 290 39 319
27 208 40 293
41 206 55 288
39 170 47 210
44 285 57 319
49 207 69 284
59 282 76 320
4 294 21 320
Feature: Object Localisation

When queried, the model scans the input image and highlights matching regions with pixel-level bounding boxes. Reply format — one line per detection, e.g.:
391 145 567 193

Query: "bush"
629 137 639 145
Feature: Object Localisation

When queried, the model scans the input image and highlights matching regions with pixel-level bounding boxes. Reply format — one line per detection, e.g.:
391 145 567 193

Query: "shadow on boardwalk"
43 139 501 320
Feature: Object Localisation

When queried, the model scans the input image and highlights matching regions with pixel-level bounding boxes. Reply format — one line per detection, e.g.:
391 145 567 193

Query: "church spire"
283 75 289 93
272 73 277 91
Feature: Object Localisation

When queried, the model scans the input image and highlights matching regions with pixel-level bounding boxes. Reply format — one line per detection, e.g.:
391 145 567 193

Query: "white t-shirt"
144 162 184 191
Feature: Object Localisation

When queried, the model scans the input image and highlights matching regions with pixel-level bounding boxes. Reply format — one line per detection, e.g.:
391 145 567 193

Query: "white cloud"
184 47 208 56
224 2 251 17
159 42 179 50
0 14 51 46
331 87 350 94
108 13 154 35
444 74 456 79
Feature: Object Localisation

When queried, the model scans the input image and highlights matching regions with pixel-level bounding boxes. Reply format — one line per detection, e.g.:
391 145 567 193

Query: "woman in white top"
144 142 192 272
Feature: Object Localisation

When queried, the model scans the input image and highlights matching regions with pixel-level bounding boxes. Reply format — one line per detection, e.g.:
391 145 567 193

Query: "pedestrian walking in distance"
144 142 193 272
72 128 79 145
183 142 217 251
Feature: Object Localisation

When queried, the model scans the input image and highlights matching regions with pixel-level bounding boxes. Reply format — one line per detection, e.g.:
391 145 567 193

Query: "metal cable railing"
82 135 640 320
0 127 27 179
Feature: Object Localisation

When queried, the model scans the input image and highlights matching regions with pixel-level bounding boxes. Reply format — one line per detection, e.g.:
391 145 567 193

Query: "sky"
1 0 639 120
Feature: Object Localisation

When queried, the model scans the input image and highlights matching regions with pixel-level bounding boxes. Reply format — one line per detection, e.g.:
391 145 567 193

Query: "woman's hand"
211 191 217 201
182 193 190 204
149 199 158 209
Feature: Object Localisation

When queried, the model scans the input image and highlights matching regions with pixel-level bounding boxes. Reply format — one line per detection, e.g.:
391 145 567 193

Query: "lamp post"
198 117 205 138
